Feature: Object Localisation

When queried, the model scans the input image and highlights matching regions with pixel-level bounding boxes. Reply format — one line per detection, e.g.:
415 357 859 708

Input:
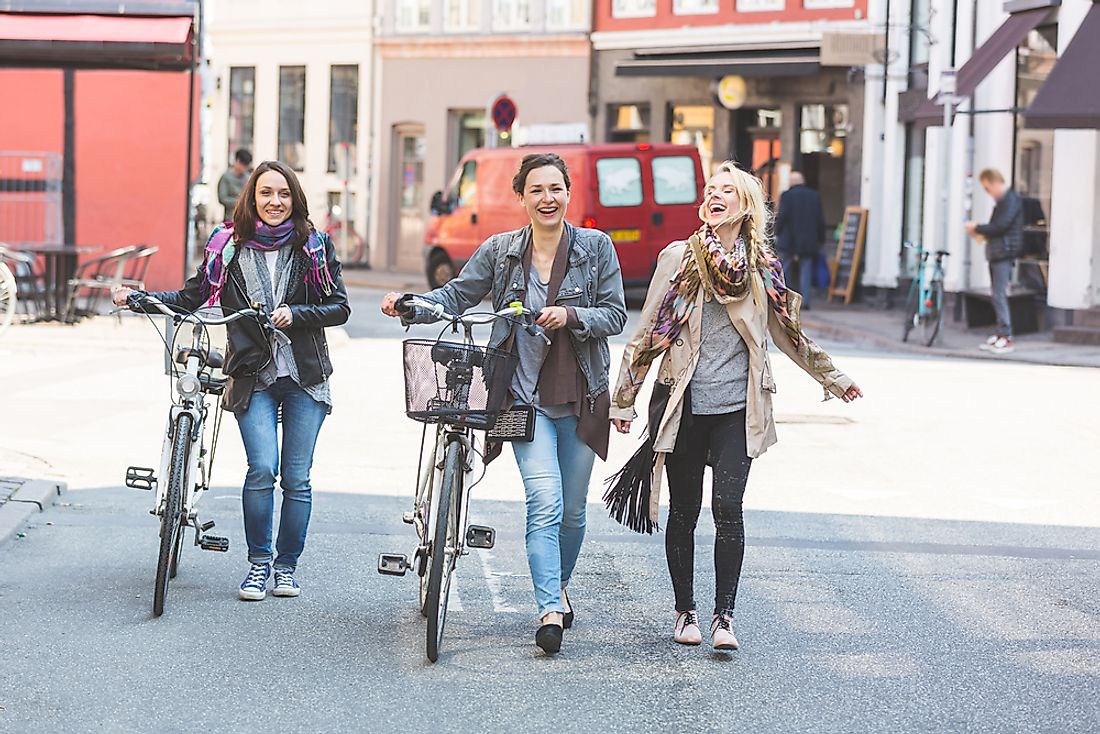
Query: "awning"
1024 3 1100 128
914 5 1052 124
0 12 194 71
615 41 820 78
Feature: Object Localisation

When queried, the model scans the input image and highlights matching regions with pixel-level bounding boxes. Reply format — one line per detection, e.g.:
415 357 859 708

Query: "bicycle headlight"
176 373 201 398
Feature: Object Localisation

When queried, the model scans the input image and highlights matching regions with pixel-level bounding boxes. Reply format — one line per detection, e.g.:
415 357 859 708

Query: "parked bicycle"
902 241 950 347
123 293 280 616
378 295 545 662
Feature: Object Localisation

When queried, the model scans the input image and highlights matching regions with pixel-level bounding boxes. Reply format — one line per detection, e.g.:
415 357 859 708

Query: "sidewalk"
340 266 426 292
801 300 1100 368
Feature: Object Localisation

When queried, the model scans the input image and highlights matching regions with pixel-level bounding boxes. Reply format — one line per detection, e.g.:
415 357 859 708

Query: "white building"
204 0 374 264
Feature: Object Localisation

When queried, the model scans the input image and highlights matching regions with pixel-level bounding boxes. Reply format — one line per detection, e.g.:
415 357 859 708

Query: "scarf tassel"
304 236 337 298
602 436 659 535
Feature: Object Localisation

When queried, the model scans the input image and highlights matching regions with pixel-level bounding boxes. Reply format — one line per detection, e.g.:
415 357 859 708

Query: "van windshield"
596 157 643 207
652 156 697 205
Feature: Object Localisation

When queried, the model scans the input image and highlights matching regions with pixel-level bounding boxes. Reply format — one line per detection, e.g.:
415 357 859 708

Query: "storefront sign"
717 75 748 109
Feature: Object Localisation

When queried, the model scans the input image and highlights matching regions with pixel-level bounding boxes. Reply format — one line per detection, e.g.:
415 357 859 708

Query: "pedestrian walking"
381 153 627 655
965 168 1024 355
774 170 825 309
606 161 862 652
218 148 253 221
114 160 350 601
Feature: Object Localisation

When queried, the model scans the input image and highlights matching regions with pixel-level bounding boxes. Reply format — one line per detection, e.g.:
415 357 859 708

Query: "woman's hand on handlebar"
381 291 406 318
271 305 293 329
112 285 136 307
536 306 568 331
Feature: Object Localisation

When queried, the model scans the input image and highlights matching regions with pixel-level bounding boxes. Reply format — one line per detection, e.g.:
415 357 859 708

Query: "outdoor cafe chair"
63 244 143 322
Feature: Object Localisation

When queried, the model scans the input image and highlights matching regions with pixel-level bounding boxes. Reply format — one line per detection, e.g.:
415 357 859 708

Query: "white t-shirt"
265 249 292 378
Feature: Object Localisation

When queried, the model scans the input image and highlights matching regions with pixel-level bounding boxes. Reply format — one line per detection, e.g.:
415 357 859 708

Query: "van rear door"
648 151 703 258
591 154 649 285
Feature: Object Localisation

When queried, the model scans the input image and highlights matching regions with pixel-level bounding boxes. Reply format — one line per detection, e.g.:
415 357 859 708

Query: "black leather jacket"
976 188 1025 263
136 232 350 413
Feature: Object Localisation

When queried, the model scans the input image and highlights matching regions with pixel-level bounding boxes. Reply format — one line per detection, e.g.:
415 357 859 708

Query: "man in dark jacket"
775 171 825 308
966 167 1023 354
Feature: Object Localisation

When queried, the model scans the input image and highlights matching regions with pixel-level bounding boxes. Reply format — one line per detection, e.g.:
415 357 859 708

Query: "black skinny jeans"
664 410 752 617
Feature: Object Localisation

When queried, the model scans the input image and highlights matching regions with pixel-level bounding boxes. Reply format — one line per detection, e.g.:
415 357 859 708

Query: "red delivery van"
423 143 705 288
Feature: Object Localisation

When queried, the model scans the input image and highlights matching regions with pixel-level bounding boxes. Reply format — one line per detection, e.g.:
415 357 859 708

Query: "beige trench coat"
609 241 855 523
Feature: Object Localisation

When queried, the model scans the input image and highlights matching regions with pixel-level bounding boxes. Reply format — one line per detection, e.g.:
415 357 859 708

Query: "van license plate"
609 229 641 243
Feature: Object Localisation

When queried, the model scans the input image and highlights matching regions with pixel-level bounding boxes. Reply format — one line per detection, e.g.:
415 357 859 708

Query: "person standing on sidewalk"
965 168 1024 355
218 148 253 221
114 160 350 601
774 170 825 310
381 153 627 655
606 161 861 652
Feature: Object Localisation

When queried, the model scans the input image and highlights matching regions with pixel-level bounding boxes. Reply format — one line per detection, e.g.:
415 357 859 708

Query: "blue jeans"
989 259 1014 337
235 377 327 571
511 409 596 617
781 251 815 308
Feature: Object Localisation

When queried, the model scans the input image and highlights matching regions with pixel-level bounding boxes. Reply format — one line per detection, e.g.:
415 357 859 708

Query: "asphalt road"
0 286 1097 733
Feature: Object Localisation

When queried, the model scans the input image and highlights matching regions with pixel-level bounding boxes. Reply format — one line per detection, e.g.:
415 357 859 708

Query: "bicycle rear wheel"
154 414 190 616
424 439 462 663
0 262 16 334
923 279 945 347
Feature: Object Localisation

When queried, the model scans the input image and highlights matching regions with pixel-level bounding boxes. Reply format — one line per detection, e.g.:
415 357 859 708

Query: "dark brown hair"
232 160 313 246
512 153 571 195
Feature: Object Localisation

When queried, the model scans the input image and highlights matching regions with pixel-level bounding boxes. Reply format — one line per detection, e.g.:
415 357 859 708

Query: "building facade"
371 0 592 272
591 0 873 234
205 0 374 264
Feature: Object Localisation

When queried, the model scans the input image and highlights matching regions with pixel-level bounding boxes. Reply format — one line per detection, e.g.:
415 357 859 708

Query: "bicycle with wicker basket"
377 295 546 663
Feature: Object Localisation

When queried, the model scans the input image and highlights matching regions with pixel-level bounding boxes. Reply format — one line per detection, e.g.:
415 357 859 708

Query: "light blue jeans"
235 377 328 571
511 409 596 617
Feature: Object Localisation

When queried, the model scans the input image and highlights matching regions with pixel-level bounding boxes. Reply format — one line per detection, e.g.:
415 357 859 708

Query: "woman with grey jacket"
382 153 627 654
607 161 862 651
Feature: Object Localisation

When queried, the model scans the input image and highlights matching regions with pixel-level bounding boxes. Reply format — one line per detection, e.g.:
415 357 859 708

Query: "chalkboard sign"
828 206 868 305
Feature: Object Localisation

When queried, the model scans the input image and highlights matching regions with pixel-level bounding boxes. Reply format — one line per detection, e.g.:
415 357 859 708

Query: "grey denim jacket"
404 223 627 400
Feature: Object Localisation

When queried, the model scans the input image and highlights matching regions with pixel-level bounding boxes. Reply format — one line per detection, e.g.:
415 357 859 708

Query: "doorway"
389 123 426 272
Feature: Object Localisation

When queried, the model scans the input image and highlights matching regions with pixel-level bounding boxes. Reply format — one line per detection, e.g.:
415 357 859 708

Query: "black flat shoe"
535 624 563 654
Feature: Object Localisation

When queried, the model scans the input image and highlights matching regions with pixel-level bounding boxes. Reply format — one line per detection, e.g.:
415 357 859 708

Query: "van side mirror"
430 191 447 215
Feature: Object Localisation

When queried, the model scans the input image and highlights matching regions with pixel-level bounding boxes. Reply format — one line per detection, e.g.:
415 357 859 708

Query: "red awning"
915 6 1052 124
0 12 194 71
1024 4 1100 129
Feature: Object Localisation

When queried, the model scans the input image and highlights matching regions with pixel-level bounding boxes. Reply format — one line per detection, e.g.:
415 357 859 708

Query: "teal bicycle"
901 241 949 347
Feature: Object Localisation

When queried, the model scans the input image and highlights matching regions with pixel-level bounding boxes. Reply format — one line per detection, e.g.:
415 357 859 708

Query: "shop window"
652 156 698 205
227 67 254 166
798 104 847 157
450 110 486 170
328 65 358 173
493 0 530 30
396 0 431 31
612 0 656 18
674 0 718 14
608 104 650 143
669 105 714 175
445 0 480 31
546 0 586 29
596 158 643 207
278 66 306 171
1014 26 1057 263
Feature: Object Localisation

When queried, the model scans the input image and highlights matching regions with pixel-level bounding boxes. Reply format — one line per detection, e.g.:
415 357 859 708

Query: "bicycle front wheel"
901 282 919 343
425 439 462 663
154 413 191 616
923 279 945 347
0 263 16 334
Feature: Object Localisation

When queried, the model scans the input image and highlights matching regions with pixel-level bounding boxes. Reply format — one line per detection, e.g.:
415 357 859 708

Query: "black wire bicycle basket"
402 339 518 430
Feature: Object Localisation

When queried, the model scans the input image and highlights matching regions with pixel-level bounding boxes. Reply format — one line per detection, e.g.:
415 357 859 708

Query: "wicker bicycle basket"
402 339 518 430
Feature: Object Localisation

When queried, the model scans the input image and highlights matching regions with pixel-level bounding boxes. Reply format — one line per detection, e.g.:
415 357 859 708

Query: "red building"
0 2 199 292
591 0 873 230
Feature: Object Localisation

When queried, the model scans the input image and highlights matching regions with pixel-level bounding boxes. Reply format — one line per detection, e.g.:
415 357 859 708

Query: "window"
328 65 359 174
736 0 783 10
596 158 643 207
1014 27 1058 261
400 136 425 209
448 160 478 209
900 123 926 277
673 0 718 14
652 156 698 205
608 104 650 143
451 110 486 169
798 103 847 157
493 0 530 30
546 0 586 29
227 67 255 166
327 191 357 225
445 0 480 31
612 0 655 18
278 66 306 171
669 105 714 175
395 0 431 31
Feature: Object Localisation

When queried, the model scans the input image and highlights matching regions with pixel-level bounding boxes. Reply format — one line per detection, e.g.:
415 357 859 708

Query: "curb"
0 479 66 547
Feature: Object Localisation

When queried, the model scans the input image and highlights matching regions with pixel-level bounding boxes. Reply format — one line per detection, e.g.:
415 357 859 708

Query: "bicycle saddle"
176 346 225 370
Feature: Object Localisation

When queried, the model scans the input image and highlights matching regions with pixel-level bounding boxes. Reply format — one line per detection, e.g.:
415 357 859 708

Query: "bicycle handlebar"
399 295 550 345
129 293 273 328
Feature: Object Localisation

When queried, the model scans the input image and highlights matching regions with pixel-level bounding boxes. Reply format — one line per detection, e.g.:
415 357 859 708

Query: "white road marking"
478 549 519 613
449 572 464 612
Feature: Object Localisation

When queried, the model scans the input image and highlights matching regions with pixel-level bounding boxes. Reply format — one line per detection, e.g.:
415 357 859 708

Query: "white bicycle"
0 244 34 334
123 293 279 616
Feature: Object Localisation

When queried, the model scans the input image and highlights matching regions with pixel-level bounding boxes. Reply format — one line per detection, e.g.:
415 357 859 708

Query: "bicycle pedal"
401 511 415 525
378 553 409 576
125 466 156 490
466 525 495 549
200 520 215 532
199 535 229 552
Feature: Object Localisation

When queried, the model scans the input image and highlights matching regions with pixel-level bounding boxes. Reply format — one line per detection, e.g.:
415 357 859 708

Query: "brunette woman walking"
607 161 862 650
114 160 350 601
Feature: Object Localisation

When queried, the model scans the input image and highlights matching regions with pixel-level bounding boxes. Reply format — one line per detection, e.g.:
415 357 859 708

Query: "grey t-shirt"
511 265 573 419
689 296 749 415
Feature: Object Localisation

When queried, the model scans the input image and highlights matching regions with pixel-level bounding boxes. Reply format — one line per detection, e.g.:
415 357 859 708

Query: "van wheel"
427 251 455 289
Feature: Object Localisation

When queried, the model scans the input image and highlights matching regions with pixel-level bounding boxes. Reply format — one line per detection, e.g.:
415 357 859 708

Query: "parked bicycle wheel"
154 413 191 616
902 282 919 343
0 262 16 334
923 279 945 347
425 439 461 662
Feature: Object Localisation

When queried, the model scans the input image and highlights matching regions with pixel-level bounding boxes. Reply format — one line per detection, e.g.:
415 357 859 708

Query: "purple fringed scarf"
201 221 337 305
